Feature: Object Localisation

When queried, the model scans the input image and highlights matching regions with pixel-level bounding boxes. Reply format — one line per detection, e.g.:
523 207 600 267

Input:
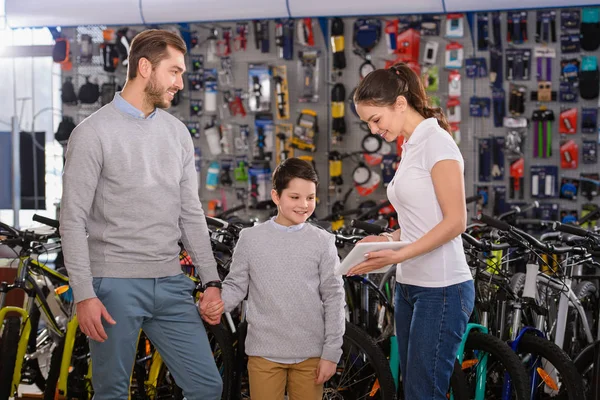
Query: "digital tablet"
335 241 410 275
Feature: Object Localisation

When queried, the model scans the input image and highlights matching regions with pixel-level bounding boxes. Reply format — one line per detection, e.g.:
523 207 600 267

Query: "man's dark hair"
127 29 187 80
272 158 319 196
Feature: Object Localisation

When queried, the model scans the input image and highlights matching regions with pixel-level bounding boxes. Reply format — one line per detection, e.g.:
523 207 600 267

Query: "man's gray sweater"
60 101 219 303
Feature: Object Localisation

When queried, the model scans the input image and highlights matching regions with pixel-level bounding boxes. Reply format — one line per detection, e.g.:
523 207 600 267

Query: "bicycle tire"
43 337 64 400
450 359 469 400
0 317 22 400
516 332 585 399
463 330 530 400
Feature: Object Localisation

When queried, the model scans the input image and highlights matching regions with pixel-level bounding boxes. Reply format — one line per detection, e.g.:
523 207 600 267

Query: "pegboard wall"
58 8 600 224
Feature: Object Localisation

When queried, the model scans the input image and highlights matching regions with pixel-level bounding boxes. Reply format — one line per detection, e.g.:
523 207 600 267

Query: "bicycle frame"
454 323 492 400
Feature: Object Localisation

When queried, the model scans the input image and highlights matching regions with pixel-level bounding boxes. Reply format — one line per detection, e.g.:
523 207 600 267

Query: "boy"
201 158 345 399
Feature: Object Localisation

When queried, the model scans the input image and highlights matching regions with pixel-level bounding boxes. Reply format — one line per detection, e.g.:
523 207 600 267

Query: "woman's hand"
357 235 389 244
346 249 404 276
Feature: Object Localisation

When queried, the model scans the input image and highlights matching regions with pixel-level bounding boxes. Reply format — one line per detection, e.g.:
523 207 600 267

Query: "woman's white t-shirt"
387 118 472 288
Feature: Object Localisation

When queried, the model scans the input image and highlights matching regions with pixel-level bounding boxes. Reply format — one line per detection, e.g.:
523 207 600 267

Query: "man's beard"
144 73 171 110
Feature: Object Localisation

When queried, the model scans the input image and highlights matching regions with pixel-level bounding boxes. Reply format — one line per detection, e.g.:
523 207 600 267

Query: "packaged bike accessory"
188 73 203 91
275 19 294 60
446 98 461 123
535 11 556 43
560 209 578 224
79 34 93 64
507 11 528 44
204 68 218 113
503 116 528 157
291 109 318 152
559 81 578 103
559 177 579 200
218 57 234 87
423 41 439 65
479 138 492 182
580 203 599 228
492 137 505 180
581 7 600 51
223 90 246 118
353 18 382 54
536 202 559 221
490 48 503 88
446 13 464 38
492 88 506 127
581 108 597 133
272 65 290 120
254 113 274 161
190 99 203 117
298 50 320 103
353 161 381 197
217 27 232 57
450 123 461 145
477 13 489 51
331 18 346 71
248 161 272 208
531 108 554 159
560 9 580 30
579 55 599 100
55 116 76 146
582 141 598 164
186 121 201 139
509 158 525 199
395 28 420 63
532 47 556 102
422 65 440 92
559 108 577 134
204 119 222 156
234 22 249 51
505 48 531 81
559 139 579 169
490 12 502 50
78 77 100 104
328 151 343 190
220 123 233 155
560 33 581 53
234 158 249 182
530 166 558 198
253 20 270 53
219 159 233 187
297 18 315 47
469 97 491 118
235 124 250 154
331 83 347 144
248 64 271 112
276 124 294 164
448 70 461 97
508 84 526 116
465 57 488 78
445 42 464 69
580 173 599 200
206 161 220 191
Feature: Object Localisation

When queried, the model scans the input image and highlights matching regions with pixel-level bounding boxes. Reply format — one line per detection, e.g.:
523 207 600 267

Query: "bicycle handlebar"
350 220 386 235
461 232 511 251
33 214 60 229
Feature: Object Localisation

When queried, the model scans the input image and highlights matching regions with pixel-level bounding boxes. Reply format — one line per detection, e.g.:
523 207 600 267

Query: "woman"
347 63 474 399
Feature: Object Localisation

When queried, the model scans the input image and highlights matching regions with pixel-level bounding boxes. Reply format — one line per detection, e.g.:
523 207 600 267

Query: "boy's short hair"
272 158 319 196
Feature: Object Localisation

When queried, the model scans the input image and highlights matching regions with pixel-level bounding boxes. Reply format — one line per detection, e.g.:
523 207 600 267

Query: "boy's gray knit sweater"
60 102 219 303
222 221 346 363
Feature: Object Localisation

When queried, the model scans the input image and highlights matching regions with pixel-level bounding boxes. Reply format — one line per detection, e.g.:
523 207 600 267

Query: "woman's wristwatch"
379 232 394 242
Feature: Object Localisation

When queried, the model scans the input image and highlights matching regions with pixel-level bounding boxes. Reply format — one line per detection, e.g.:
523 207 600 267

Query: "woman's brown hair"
353 62 451 132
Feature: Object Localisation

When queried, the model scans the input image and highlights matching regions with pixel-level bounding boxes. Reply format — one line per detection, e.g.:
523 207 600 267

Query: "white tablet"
335 241 410 276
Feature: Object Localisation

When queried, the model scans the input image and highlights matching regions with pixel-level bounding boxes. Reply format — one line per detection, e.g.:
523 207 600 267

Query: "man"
60 29 224 399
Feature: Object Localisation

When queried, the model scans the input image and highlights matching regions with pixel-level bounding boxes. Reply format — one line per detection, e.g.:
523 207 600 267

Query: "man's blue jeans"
395 280 475 399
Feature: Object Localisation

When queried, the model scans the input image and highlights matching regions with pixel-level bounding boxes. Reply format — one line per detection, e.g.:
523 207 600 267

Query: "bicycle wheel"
516 332 585 399
324 322 397 399
462 330 530 399
154 321 235 400
0 316 21 399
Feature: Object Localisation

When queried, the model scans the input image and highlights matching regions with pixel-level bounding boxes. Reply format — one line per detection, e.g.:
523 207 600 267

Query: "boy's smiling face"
271 178 316 227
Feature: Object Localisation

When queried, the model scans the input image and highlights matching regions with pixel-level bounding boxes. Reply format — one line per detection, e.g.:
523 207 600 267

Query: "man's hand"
199 287 224 325
76 297 116 342
315 359 337 384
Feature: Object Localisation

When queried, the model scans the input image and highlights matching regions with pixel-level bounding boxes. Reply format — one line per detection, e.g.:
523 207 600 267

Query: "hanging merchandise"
422 41 439 65
275 19 294 60
353 162 381 197
291 110 318 152
559 108 577 134
478 138 492 182
55 116 76 146
492 88 506 127
204 118 222 156
78 77 100 104
504 116 527 158
530 166 558 198
217 27 232 57
331 18 346 72
507 11 528 44
489 48 503 88
560 139 579 169
354 49 376 79
559 81 578 103
206 28 218 63
450 123 461 145
492 137 505 180
381 155 398 186
186 121 201 139
331 83 346 144
100 76 118 106
219 159 233 187
235 124 250 154
52 36 72 71
465 57 488 79
362 134 392 166
581 7 600 51
535 11 556 43
508 84 526 116
190 99 204 117
188 72 203 91
222 89 246 118
445 14 464 38
298 50 320 103
448 70 461 97
420 15 441 36
218 57 234 88
560 32 580 53
561 9 581 30
477 13 489 51
61 78 77 105
531 108 555 159
446 98 461 123
469 97 491 118
505 48 532 81
204 68 218 113
581 108 598 133
275 124 294 164
444 42 464 69
249 161 272 208
490 12 502 49
206 161 220 191
248 64 272 112
79 34 93 64
272 66 289 120
328 151 343 189
101 42 119 73
422 66 439 92
194 147 201 172
192 56 204 73
234 22 249 51
559 178 579 200
580 173 599 200
579 55 599 100
509 158 525 199
395 28 420 63
115 28 131 66
220 123 233 155
580 203 599 228
353 18 382 54
560 209 579 224
234 158 249 182
297 18 315 47
385 19 399 54
253 20 270 53
560 58 579 83
582 141 598 164
190 31 199 49
254 113 274 161
532 47 556 102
